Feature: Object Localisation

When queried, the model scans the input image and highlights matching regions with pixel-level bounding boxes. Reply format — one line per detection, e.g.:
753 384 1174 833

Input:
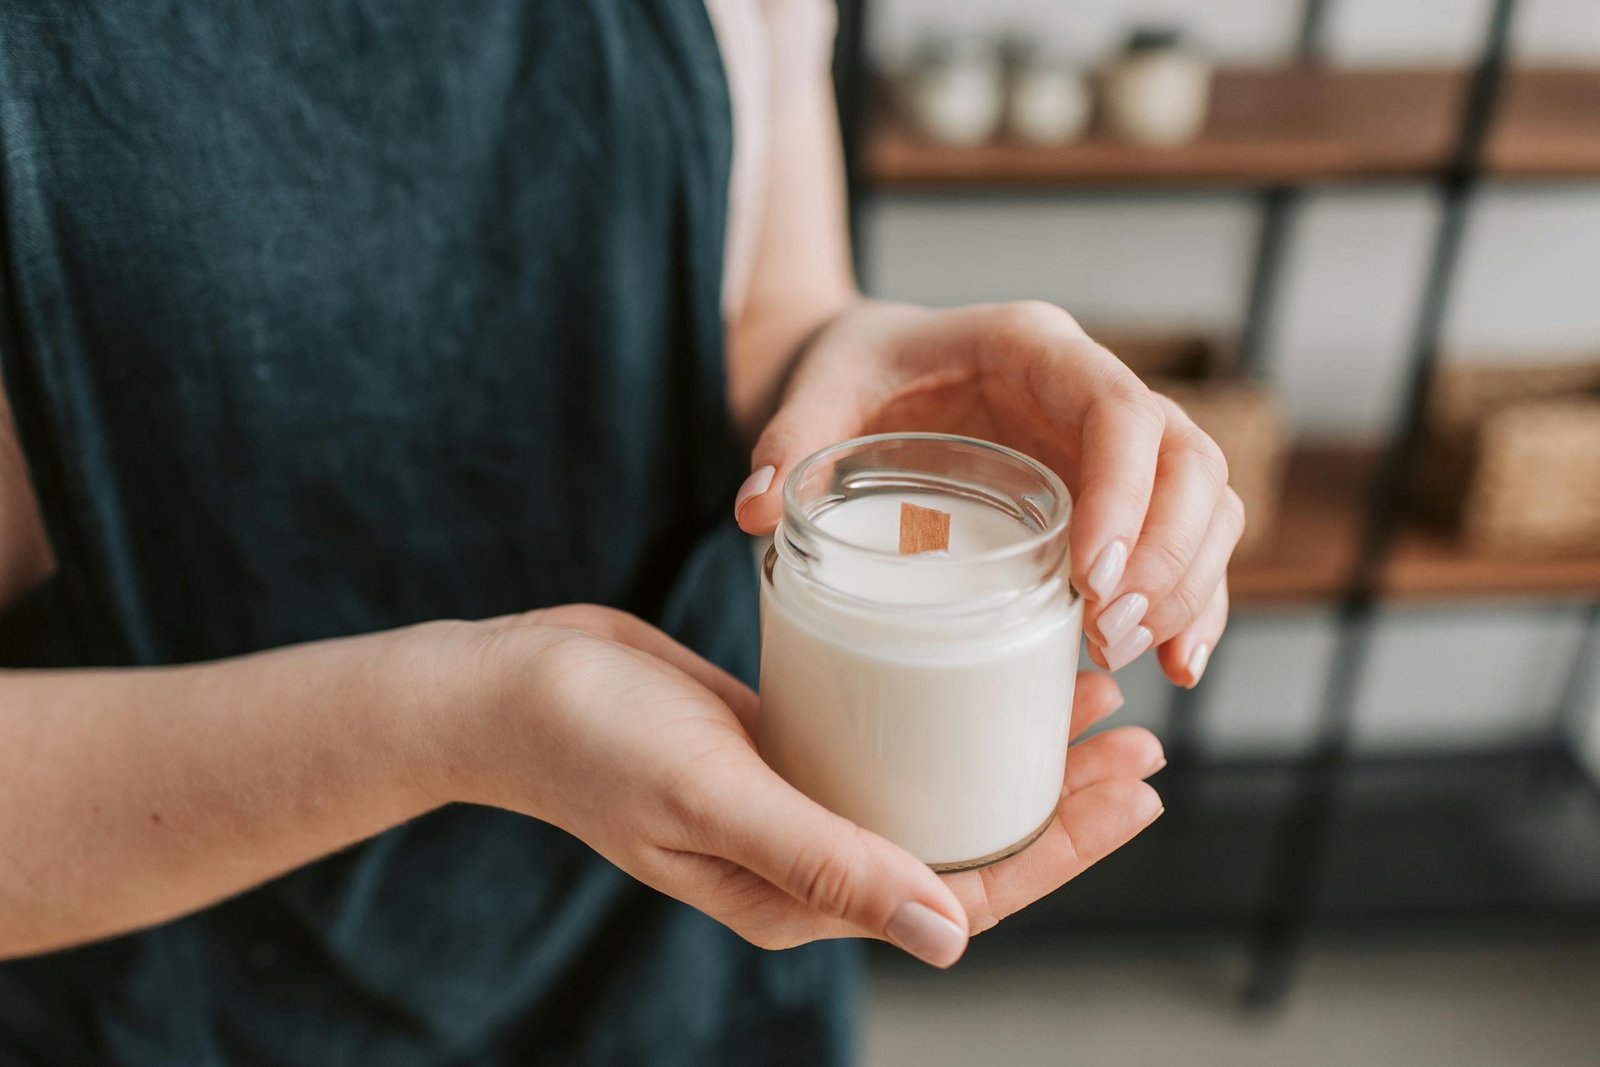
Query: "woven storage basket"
1091 329 1287 557
1418 358 1600 553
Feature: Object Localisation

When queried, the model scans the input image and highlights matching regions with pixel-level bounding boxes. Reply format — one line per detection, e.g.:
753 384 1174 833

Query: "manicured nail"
1086 540 1129 601
1185 643 1211 688
1104 626 1153 672
1097 591 1148 648
734 465 776 519
886 901 968 969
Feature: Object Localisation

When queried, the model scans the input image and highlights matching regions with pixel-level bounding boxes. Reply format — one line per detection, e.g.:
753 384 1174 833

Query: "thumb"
711 758 971 967
734 382 865 537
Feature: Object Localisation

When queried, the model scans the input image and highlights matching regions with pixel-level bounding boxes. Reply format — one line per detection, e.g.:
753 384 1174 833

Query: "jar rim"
780 432 1073 570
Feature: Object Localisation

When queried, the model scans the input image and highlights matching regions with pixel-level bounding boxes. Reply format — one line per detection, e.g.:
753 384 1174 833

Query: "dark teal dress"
0 2 856 1063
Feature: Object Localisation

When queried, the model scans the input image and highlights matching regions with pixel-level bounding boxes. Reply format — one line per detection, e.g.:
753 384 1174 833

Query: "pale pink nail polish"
734 465 776 519
1185 643 1211 688
1104 625 1153 672
1097 591 1148 648
886 901 968 968
1086 540 1129 601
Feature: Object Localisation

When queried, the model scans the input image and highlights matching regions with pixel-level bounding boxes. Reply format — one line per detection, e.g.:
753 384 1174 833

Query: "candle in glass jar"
758 435 1082 871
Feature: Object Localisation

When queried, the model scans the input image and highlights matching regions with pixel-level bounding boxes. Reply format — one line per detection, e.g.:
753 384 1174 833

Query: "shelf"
867 66 1600 190
1230 444 1600 606
1230 445 1367 604
1489 66 1600 178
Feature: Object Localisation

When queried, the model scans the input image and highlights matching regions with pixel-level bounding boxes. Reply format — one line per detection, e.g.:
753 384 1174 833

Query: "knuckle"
1140 537 1194 593
1198 438 1230 488
545 603 633 640
788 830 865 920
997 299 1080 341
1170 575 1210 624
1093 386 1167 437
972 866 1004 934
660 770 720 844
1174 425 1229 490
1223 485 1247 536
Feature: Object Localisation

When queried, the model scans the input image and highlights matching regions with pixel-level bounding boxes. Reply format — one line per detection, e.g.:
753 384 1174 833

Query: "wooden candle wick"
899 502 951 555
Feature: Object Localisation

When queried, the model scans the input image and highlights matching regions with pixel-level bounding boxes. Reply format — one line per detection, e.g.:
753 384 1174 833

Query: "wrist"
373 618 505 810
728 291 867 443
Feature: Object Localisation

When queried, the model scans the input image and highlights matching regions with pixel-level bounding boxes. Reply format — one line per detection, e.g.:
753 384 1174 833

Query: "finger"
975 308 1161 597
1157 578 1230 689
733 361 875 537
1065 727 1165 792
665 725 1163 947
1137 486 1242 649
1068 669 1124 741
688 753 971 968
947 778 1163 934
1067 387 1166 609
1087 410 1225 653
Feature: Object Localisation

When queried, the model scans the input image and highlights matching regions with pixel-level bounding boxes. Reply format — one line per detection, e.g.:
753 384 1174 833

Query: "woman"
0 2 1240 1063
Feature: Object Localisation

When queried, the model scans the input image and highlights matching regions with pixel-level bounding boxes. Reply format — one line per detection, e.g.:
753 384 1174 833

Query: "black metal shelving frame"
833 0 1600 1006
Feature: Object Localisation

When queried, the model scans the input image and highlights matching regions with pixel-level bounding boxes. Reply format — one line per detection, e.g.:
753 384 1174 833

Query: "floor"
863 939 1600 1066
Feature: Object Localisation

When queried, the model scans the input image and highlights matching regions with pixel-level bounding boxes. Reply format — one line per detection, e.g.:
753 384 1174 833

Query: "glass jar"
759 433 1082 871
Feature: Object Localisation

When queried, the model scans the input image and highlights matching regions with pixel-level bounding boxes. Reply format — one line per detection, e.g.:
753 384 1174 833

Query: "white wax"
759 493 1081 868
804 492 1043 607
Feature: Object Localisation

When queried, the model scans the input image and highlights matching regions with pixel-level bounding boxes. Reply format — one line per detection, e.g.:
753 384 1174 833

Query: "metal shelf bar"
1243 0 1522 1009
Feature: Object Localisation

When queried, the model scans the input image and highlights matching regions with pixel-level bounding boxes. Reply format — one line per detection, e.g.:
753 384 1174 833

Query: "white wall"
862 0 1600 764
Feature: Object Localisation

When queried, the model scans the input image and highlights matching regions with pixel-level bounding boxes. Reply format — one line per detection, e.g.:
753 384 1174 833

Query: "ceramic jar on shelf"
1004 38 1093 147
902 37 1006 148
1101 26 1213 147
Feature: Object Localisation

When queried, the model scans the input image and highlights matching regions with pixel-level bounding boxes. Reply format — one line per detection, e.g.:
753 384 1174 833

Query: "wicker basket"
1417 358 1600 554
1090 329 1287 557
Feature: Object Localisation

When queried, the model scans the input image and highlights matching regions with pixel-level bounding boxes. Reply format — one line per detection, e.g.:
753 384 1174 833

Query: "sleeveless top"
0 3 856 1064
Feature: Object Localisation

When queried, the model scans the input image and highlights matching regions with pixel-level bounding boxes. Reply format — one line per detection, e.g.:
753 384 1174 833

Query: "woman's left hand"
734 299 1243 687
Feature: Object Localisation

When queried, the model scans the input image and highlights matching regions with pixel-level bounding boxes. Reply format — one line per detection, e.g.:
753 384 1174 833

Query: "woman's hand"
733 300 1243 687
439 605 1164 968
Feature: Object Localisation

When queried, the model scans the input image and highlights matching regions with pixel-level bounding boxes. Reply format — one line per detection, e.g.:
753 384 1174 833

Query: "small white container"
759 434 1082 871
903 41 1005 148
1101 28 1213 148
1008 60 1093 146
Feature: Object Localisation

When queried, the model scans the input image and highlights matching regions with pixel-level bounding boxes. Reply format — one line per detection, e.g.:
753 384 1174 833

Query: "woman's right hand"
425 605 1166 968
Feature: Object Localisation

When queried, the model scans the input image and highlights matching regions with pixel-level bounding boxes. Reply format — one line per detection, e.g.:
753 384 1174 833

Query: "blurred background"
831 1 1600 1063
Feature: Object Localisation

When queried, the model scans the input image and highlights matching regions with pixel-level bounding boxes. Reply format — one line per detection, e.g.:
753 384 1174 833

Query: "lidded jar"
758 433 1082 871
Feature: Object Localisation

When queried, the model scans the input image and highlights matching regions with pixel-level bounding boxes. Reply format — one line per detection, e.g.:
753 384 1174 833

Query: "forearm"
0 621 463 959
725 80 860 442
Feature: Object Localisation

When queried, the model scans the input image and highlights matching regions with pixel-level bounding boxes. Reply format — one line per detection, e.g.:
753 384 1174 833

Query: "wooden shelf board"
868 65 1600 189
869 66 1465 189
1231 444 1369 604
1488 66 1600 178
1230 444 1600 606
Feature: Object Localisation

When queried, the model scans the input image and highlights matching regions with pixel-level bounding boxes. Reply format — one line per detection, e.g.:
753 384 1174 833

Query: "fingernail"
1185 643 1211 688
1104 626 1153 672
886 901 968 969
1087 540 1129 601
734 465 776 519
1097 592 1148 648
1147 755 1168 777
